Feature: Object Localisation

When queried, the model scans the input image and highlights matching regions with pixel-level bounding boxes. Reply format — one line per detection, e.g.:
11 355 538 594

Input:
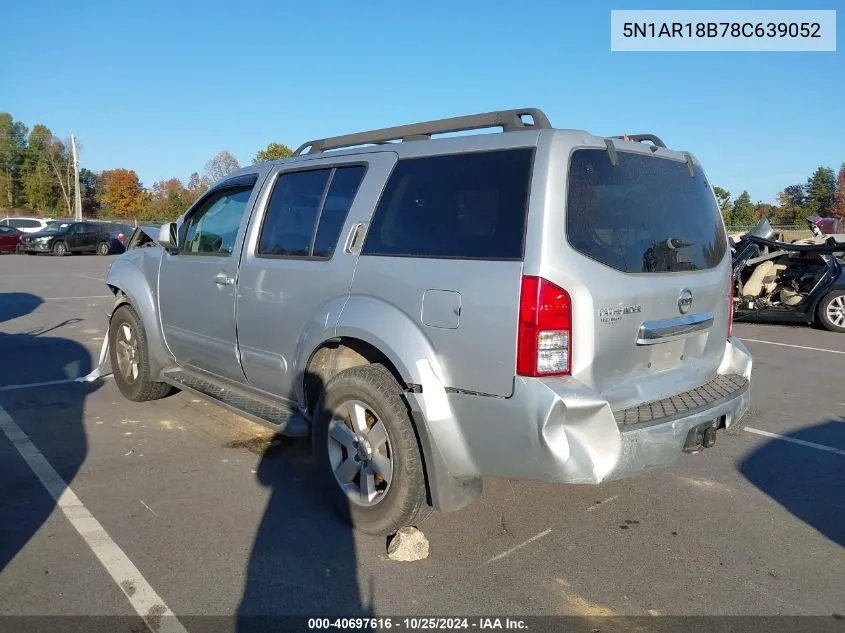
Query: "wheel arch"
105 254 171 377
303 298 482 513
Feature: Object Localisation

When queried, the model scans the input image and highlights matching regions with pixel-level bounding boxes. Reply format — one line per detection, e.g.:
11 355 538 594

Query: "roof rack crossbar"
293 108 552 156
611 133 667 148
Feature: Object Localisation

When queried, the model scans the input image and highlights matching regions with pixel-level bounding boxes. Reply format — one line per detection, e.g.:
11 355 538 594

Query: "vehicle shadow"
0 292 99 573
235 372 371 633
738 419 845 547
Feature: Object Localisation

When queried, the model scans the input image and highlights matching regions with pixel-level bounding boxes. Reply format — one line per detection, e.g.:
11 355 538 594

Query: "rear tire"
52 241 67 256
817 290 845 333
108 304 173 401
312 364 431 535
97 241 110 255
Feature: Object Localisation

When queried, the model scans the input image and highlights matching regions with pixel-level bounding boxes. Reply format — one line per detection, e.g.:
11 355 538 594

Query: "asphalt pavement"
0 253 843 631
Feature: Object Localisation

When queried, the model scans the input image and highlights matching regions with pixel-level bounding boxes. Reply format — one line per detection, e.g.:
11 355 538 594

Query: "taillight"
728 272 734 339
517 276 572 376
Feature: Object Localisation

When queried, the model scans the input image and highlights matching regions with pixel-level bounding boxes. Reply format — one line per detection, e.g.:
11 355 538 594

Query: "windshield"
566 149 727 273
41 223 71 234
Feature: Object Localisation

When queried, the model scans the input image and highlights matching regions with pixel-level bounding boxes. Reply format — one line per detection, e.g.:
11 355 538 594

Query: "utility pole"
71 134 82 220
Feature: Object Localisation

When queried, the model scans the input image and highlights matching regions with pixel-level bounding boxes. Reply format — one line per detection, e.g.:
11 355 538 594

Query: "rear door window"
258 165 366 259
312 166 366 258
361 149 533 260
258 169 332 257
566 149 727 273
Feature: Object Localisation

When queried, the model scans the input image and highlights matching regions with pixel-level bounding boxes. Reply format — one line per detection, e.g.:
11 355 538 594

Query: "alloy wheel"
115 323 140 383
327 400 393 506
827 295 845 328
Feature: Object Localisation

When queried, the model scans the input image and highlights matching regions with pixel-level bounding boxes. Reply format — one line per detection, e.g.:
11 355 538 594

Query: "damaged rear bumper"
410 337 753 486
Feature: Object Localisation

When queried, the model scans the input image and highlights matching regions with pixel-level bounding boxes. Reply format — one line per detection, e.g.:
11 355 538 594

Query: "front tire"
97 241 110 255
312 364 431 535
52 241 67 256
817 290 845 333
108 304 173 401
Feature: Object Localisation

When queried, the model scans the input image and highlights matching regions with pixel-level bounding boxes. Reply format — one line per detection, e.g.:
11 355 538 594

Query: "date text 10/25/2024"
307 618 528 630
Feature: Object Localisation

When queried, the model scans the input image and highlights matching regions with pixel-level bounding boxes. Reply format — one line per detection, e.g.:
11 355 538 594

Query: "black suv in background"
19 221 114 256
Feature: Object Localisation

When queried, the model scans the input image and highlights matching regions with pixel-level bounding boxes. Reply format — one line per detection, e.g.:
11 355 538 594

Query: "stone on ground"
387 527 429 562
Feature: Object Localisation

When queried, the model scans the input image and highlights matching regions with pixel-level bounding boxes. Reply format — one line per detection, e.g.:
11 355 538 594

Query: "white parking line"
485 528 553 565
586 495 619 511
0 405 187 633
72 274 106 282
745 427 845 457
742 338 845 355
0 378 79 392
42 295 112 301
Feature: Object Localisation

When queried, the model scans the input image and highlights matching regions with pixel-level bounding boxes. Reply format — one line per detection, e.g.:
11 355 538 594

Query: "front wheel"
52 241 67 256
108 304 173 401
817 290 845 333
312 364 431 535
96 241 110 255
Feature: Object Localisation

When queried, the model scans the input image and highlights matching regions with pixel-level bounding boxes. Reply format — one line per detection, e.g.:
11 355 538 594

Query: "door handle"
214 273 235 286
345 222 366 254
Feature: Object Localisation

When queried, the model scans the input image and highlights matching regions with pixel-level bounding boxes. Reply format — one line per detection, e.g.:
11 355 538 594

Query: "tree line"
3 111 844 225
1 112 293 221
709 164 843 227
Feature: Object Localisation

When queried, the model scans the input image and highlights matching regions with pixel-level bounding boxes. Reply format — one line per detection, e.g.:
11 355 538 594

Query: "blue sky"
4 0 842 203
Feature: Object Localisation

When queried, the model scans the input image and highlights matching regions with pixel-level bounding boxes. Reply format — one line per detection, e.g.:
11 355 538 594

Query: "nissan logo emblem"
678 288 693 315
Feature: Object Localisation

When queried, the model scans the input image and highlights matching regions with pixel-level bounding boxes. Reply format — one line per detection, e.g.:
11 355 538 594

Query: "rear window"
361 148 533 260
566 149 727 273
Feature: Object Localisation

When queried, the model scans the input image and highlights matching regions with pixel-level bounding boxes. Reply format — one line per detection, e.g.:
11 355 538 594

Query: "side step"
160 368 310 437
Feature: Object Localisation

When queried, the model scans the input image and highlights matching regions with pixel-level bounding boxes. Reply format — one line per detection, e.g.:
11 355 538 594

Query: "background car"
18 221 114 256
0 225 22 253
90 220 135 254
808 215 844 236
0 217 52 233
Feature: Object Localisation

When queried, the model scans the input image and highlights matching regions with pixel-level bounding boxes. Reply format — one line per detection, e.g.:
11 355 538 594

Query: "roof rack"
292 108 552 156
611 133 667 148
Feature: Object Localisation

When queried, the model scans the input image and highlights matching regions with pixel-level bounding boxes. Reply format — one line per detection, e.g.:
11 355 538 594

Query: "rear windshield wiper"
666 237 694 249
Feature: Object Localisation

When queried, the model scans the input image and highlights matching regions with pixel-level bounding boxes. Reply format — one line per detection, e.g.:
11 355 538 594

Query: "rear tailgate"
546 143 730 410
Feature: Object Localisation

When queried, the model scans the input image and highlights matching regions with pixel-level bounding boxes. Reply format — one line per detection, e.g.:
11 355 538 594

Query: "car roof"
222 107 693 184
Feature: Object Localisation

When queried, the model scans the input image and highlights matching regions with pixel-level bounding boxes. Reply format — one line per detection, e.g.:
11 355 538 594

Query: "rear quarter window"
361 148 534 260
566 149 727 273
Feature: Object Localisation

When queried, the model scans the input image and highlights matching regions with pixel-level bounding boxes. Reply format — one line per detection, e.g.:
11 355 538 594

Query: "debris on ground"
387 527 429 562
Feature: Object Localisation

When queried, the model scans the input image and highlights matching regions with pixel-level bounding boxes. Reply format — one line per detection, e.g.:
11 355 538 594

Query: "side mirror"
158 222 179 252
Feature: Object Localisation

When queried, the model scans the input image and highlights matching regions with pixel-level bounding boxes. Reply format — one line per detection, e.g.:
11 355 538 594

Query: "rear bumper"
409 337 752 487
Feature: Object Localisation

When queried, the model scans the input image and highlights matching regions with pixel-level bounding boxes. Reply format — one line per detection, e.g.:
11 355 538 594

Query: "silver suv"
103 108 753 535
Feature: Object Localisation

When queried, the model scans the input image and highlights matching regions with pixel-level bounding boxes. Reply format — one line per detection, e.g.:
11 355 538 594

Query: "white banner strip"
611 10 836 52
